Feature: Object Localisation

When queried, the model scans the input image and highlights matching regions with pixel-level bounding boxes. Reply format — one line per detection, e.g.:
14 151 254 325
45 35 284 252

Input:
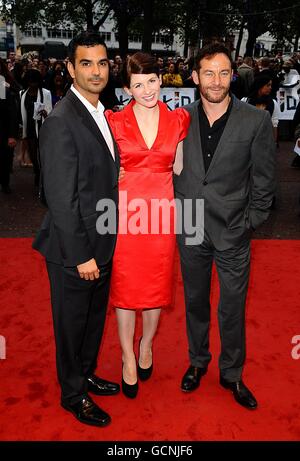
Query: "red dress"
106 100 190 309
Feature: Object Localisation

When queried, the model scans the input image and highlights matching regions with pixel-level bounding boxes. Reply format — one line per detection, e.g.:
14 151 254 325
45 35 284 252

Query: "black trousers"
46 260 112 404
178 238 250 382
0 144 14 188
27 137 40 186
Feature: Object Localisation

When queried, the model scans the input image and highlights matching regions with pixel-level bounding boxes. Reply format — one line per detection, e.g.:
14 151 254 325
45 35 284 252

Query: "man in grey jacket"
174 43 276 409
237 56 254 98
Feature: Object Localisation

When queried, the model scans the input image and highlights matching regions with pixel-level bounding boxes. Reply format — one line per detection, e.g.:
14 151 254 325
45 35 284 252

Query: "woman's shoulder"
159 101 189 119
105 108 114 123
105 108 124 126
105 101 132 123
172 106 191 125
159 104 190 140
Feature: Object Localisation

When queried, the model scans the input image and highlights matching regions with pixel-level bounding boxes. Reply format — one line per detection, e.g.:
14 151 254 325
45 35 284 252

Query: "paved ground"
0 140 299 239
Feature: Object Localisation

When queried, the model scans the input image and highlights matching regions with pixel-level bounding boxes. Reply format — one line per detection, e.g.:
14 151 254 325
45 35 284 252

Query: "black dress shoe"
122 377 138 398
137 337 153 381
220 377 258 409
61 396 111 427
87 374 120 396
181 365 207 392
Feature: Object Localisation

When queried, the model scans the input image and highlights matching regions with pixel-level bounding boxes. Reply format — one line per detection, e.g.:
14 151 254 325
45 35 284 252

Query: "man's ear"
124 86 132 97
159 74 162 86
192 70 199 86
67 61 75 79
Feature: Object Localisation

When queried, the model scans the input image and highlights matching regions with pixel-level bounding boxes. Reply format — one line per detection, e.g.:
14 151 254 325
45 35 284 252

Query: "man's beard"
200 84 230 103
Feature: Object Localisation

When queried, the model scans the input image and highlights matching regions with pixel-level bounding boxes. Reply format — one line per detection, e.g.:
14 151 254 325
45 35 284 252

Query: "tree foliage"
1 0 300 56
266 0 300 50
0 0 111 30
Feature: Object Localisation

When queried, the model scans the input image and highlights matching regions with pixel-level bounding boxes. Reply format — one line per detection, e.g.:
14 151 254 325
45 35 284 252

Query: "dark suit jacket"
0 88 19 146
33 89 120 267
174 96 276 250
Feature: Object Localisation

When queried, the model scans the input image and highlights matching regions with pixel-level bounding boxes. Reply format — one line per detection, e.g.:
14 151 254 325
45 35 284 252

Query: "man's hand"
77 258 100 280
8 138 17 148
119 166 125 182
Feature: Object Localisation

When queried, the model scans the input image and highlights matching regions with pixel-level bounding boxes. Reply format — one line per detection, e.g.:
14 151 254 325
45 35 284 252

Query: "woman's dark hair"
248 75 273 98
122 52 159 88
175 59 185 74
247 75 274 116
194 43 233 70
68 31 107 66
23 69 43 89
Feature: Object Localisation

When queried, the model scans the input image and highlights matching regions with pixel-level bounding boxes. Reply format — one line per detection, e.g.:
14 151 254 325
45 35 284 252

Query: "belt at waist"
124 166 173 173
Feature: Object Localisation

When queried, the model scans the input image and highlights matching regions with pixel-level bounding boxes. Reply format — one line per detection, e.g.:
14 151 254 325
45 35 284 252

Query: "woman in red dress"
106 53 190 398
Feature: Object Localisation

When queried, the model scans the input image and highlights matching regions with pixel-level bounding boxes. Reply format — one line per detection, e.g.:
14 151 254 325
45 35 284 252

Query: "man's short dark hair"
194 43 233 70
68 31 107 66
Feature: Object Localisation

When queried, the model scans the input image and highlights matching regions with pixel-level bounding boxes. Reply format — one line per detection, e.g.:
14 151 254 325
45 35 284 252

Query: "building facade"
15 16 183 58
1 15 290 60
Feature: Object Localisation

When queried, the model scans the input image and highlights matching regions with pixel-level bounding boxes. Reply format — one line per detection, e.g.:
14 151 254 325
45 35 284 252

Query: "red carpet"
0 238 300 441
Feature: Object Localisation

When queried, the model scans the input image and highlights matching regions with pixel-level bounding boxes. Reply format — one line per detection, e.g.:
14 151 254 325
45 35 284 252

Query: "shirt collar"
71 84 104 115
198 94 233 125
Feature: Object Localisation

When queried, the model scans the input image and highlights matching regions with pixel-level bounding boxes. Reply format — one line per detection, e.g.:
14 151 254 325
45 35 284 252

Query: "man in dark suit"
33 32 120 427
0 65 18 193
174 43 276 409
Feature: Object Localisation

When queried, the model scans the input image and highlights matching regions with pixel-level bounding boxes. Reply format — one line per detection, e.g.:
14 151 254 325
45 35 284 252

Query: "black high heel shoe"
137 337 153 381
122 361 138 398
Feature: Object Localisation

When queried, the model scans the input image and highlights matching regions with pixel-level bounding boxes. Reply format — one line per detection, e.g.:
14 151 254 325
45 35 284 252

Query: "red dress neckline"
124 99 167 151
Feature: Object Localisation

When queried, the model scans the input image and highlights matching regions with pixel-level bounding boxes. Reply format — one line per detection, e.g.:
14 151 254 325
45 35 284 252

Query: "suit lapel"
187 102 205 177
107 121 121 171
66 90 119 171
205 96 241 178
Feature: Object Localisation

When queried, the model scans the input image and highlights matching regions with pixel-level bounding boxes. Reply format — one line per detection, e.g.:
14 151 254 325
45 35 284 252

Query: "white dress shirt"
71 85 115 160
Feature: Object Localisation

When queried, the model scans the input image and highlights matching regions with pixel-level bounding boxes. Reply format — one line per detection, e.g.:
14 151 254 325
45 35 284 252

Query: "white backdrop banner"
277 84 300 120
115 86 300 120
115 88 196 110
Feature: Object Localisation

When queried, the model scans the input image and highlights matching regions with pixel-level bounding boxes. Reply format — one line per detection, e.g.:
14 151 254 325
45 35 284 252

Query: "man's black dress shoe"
61 396 111 427
181 365 207 392
137 337 153 381
220 377 258 409
87 375 120 396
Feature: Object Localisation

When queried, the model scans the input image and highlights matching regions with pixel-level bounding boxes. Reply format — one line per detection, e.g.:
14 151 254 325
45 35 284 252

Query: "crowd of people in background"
0 47 300 195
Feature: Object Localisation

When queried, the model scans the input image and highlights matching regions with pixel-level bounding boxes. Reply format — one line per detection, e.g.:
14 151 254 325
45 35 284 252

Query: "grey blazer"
174 96 276 250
